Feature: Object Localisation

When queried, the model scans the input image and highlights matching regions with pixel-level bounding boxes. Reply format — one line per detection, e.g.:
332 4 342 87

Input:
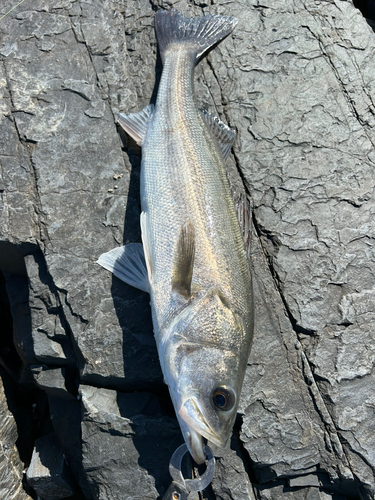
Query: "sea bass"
98 9 254 464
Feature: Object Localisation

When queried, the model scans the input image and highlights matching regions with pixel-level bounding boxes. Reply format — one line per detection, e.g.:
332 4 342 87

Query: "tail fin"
155 9 237 63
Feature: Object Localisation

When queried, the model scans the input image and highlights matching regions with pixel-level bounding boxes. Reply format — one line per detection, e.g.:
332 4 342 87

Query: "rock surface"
0 0 374 499
26 433 75 500
0 373 32 500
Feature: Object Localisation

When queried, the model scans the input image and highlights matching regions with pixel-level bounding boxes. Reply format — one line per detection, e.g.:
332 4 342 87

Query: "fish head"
165 287 248 464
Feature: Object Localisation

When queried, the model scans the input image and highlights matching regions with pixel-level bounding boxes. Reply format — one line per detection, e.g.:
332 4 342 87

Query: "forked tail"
155 9 237 63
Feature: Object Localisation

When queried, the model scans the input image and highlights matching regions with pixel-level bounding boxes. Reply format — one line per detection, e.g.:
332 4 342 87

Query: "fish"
98 8 254 465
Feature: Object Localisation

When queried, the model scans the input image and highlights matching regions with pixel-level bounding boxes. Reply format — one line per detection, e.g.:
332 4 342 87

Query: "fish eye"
212 386 236 411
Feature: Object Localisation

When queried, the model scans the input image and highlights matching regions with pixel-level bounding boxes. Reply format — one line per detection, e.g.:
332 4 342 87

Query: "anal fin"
97 243 150 293
172 221 195 299
117 104 154 145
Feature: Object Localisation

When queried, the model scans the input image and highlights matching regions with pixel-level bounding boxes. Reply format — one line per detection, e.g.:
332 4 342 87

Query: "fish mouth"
179 396 226 454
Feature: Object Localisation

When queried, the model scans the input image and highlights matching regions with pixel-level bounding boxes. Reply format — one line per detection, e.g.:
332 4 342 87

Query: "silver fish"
98 9 254 464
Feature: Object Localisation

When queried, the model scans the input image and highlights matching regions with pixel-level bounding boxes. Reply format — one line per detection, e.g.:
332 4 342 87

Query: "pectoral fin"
97 243 150 293
172 221 195 299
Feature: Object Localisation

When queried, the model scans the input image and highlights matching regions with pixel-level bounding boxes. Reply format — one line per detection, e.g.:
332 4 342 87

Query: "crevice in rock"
0 270 49 465
233 413 262 496
249 212 363 496
301 23 375 149
2 68 49 248
0 248 90 498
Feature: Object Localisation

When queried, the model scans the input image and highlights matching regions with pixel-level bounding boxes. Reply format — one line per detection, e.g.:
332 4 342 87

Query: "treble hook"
162 444 215 500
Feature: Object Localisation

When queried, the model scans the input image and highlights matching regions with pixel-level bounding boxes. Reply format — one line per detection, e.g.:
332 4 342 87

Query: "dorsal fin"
172 221 195 299
117 104 154 145
199 109 236 161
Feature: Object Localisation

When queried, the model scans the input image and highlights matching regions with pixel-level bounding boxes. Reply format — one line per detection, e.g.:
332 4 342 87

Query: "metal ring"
169 443 215 492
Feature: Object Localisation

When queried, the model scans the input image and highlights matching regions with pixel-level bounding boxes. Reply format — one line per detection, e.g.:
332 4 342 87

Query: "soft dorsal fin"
97 243 150 293
117 104 154 145
199 109 236 161
172 221 195 299
236 192 252 259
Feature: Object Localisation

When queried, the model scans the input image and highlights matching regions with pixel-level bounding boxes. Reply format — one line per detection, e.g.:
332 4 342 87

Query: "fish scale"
144 53 247 312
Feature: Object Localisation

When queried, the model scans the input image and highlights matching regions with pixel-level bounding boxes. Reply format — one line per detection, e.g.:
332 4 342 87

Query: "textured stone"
80 385 183 500
1 1 162 390
288 474 320 488
31 365 75 399
26 433 75 500
5 270 74 366
0 373 32 500
209 435 257 500
48 396 93 500
239 234 348 484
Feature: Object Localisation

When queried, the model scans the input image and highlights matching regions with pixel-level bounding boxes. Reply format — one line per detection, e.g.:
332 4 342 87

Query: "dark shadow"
150 44 163 106
0 271 48 465
353 0 375 31
115 390 184 496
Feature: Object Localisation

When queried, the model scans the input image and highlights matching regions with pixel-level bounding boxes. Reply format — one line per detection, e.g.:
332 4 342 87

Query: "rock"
48 396 93 500
209 434 257 500
26 432 75 500
80 385 183 499
1 1 162 390
25 252 76 365
5 273 74 366
0 372 32 500
288 475 320 488
31 365 75 399
240 235 348 485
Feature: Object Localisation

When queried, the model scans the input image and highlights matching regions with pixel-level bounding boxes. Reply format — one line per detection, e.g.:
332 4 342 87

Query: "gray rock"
288 475 320 488
48 396 93 500
31 365 75 399
209 435 257 500
0 373 32 500
1 1 162 389
240 235 348 485
80 385 183 499
6 262 74 365
26 433 75 500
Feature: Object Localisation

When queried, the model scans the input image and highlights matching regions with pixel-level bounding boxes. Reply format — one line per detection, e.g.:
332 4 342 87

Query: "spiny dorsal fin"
117 104 154 145
199 109 236 161
172 221 195 299
97 243 150 293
